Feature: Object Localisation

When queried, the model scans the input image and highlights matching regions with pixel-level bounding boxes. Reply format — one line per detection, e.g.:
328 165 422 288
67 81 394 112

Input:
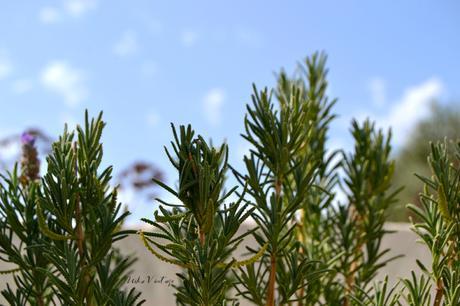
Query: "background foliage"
389 102 460 221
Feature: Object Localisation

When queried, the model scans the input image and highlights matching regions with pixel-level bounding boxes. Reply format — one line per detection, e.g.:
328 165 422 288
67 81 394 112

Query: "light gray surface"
0 222 430 305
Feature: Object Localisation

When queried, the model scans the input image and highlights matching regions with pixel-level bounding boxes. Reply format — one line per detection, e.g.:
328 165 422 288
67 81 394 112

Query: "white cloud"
369 77 386 107
118 187 135 207
380 77 443 146
38 7 61 24
38 0 96 24
0 141 20 161
11 79 33 94
0 127 18 166
117 188 137 225
113 31 139 57
146 111 160 127
41 61 88 108
234 26 263 48
64 0 97 17
181 30 199 47
203 88 226 126
0 51 12 80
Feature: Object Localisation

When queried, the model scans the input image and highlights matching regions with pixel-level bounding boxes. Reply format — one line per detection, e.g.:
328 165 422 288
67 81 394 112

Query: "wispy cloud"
38 7 61 24
0 141 20 160
38 0 97 24
344 77 444 149
64 0 97 17
181 30 199 47
146 110 160 127
380 77 443 146
202 88 225 126
11 79 33 94
0 50 12 80
117 188 135 209
41 61 88 108
234 26 263 48
113 31 139 57
368 77 386 107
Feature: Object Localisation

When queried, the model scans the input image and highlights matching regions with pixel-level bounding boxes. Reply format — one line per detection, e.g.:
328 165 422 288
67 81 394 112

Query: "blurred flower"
117 161 164 201
20 132 40 185
21 132 36 145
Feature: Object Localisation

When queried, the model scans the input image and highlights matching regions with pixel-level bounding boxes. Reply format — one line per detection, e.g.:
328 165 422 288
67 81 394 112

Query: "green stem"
266 179 282 306
266 254 277 306
199 228 205 247
343 204 362 306
433 278 443 306
73 142 92 306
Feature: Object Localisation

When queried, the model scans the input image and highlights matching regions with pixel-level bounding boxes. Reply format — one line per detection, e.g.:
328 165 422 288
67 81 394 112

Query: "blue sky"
0 1 459 223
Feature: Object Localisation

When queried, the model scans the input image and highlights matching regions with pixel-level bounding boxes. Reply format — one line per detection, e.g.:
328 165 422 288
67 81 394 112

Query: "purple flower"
21 132 36 146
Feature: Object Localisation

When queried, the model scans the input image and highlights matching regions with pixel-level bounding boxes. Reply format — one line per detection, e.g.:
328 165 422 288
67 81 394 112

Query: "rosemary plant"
3 52 459 306
406 140 460 306
346 141 460 306
276 52 341 306
140 124 262 305
35 111 142 305
0 133 53 305
232 53 401 306
349 276 400 306
0 112 144 305
117 53 403 305
335 119 402 305
232 75 330 304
